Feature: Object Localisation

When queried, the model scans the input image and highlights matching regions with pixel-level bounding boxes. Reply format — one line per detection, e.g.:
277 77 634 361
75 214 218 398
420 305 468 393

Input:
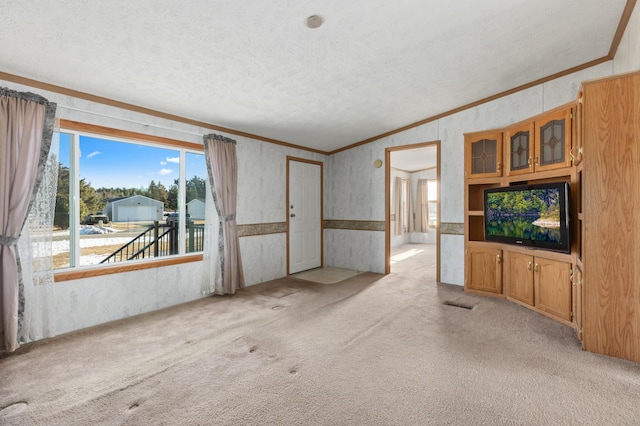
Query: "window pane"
53 132 73 269
428 180 437 228
427 180 437 201
428 202 437 227
79 135 179 266
185 152 207 253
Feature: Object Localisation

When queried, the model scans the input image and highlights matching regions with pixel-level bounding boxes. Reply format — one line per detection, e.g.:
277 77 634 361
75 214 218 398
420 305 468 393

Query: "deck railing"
101 221 205 264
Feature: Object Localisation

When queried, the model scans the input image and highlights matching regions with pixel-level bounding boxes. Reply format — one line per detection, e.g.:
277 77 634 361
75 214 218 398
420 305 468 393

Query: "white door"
289 160 321 274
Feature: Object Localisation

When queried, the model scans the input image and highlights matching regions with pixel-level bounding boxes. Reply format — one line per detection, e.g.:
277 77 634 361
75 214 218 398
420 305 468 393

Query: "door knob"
290 213 296 217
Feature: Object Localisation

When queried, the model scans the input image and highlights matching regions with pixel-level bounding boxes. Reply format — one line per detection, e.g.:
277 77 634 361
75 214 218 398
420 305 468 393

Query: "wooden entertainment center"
464 71 640 363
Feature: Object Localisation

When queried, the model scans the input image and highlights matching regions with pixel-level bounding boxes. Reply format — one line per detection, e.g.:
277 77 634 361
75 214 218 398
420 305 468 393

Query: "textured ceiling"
0 0 629 152
391 147 437 172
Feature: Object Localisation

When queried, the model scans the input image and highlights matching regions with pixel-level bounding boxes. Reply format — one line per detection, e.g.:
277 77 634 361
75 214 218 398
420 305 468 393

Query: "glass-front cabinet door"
505 122 534 177
534 108 572 172
464 131 503 179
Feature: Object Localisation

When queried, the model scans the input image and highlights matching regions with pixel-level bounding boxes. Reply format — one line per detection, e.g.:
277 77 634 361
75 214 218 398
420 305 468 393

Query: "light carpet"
1 244 640 425
291 267 362 284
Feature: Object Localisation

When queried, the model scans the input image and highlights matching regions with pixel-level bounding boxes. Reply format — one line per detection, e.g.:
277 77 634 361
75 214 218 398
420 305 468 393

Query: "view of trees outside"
52 132 207 269
185 152 207 254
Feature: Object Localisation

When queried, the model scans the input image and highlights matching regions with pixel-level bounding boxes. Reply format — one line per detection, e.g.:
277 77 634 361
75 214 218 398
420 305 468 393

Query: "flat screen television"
483 181 571 253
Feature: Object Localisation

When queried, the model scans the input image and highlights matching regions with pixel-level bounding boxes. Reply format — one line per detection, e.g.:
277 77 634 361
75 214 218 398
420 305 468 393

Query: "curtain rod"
57 105 204 137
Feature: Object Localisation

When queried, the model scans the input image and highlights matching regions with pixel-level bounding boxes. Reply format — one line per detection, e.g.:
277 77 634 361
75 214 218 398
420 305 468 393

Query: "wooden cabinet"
464 103 578 327
505 106 573 176
534 108 573 172
464 131 503 179
534 257 572 322
465 246 502 295
506 252 572 323
505 252 534 305
463 70 640 363
505 122 534 176
581 71 640 363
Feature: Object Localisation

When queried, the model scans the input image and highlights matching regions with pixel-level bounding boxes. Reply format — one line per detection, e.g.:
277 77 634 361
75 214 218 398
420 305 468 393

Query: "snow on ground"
79 254 114 266
51 237 134 257
80 225 119 235
51 226 132 257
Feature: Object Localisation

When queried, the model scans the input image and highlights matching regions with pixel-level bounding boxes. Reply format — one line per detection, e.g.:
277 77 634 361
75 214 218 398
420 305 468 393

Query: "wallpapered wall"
614 3 640 74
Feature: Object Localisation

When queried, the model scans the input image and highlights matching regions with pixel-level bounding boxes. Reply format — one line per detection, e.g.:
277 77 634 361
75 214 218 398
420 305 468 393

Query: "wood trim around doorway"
385 141 441 282
286 156 324 275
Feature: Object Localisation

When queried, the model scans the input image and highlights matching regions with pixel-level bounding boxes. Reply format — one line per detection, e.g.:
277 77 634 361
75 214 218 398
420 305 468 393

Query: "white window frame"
54 120 205 282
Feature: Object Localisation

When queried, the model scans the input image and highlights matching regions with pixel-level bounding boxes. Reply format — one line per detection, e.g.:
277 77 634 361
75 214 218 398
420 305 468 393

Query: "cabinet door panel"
534 108 572 172
465 247 503 294
465 131 503 179
506 252 534 305
505 122 534 177
535 258 572 321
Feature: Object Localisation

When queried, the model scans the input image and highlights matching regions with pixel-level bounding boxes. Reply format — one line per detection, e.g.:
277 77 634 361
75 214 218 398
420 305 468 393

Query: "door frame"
286 156 324 275
385 141 441 282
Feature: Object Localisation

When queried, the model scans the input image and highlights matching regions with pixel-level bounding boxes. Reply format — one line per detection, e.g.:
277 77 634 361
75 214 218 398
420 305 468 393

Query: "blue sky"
59 133 207 189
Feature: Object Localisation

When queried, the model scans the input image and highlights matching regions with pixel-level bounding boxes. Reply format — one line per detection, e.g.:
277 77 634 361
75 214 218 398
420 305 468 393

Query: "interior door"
288 159 322 274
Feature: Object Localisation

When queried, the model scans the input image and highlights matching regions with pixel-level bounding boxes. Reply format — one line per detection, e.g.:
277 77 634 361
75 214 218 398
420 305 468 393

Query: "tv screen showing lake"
485 188 562 242
485 217 562 242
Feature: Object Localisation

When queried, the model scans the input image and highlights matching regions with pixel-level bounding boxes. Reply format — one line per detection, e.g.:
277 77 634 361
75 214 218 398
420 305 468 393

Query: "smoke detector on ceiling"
306 15 324 29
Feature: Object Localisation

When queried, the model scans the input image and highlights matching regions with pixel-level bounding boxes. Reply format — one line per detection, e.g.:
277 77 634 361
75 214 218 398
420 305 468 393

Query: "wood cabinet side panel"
574 266 584 342
582 74 640 362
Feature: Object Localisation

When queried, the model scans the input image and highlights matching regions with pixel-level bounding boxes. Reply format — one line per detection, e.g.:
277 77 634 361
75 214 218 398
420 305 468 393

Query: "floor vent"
444 301 474 310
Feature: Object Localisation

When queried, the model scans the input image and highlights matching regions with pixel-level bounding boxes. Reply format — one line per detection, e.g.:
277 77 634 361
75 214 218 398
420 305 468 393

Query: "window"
428 179 438 228
401 179 408 232
53 123 206 271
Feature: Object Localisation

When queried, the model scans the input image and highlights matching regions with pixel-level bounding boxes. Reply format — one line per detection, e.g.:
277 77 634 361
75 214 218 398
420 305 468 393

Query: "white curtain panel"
16 129 60 345
405 179 414 233
393 177 403 235
415 179 429 233
201 176 220 295
0 88 56 352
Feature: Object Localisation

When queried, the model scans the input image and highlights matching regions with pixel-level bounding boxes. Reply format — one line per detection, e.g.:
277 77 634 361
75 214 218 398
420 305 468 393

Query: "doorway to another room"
385 142 440 281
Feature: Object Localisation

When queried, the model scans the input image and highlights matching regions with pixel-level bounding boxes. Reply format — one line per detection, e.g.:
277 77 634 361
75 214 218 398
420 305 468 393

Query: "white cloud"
86 151 102 159
158 168 174 176
166 156 179 164
160 161 167 165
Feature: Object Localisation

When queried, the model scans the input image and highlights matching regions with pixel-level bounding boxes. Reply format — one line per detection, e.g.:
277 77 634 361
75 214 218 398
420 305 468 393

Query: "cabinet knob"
534 263 539 273
496 254 502 264
527 261 532 271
